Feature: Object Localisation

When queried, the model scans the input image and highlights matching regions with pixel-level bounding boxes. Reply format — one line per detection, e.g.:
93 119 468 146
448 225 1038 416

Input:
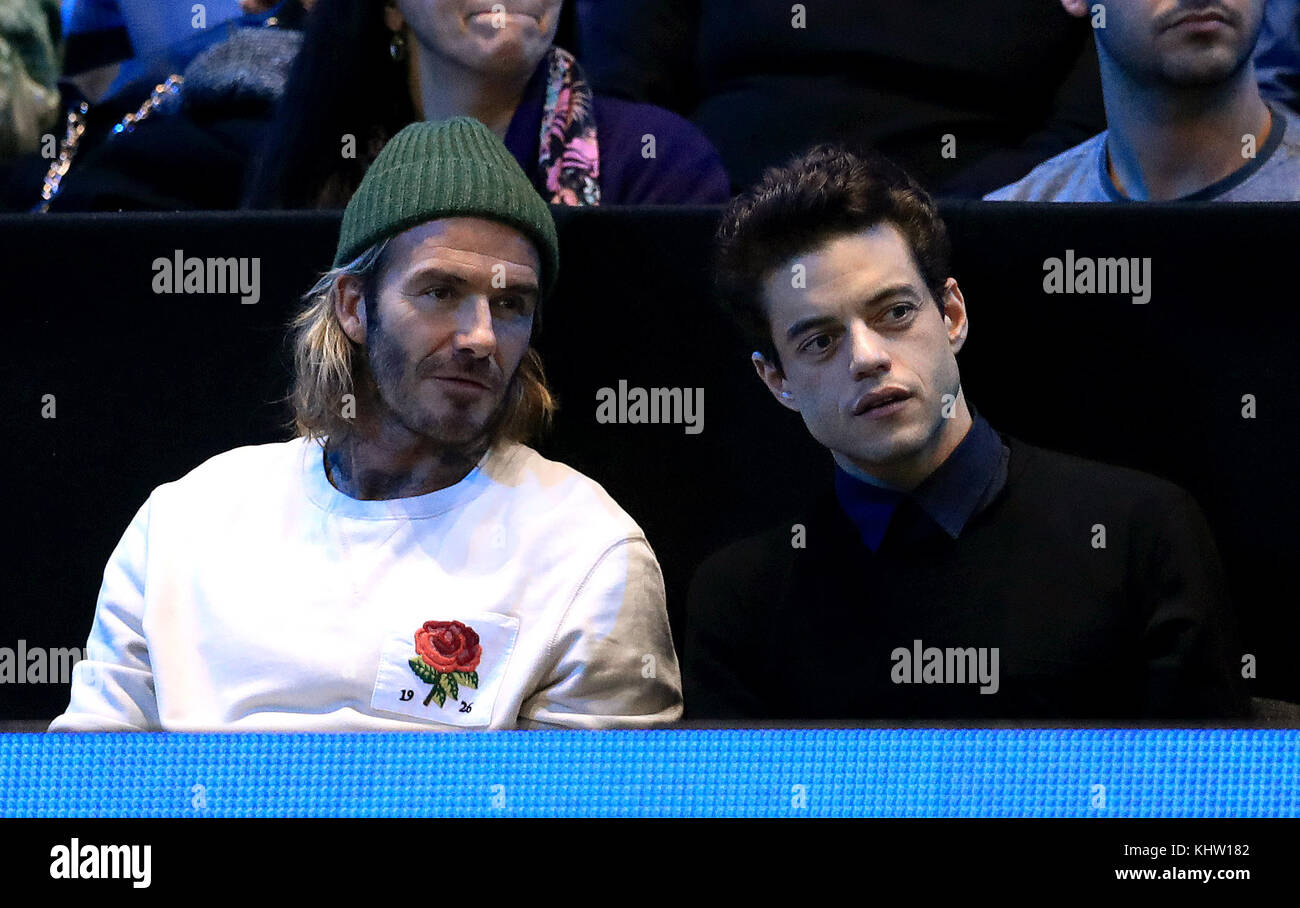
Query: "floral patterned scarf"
539 46 600 205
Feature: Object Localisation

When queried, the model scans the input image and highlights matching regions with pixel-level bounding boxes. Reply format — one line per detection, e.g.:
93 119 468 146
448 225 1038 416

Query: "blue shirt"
833 409 1010 552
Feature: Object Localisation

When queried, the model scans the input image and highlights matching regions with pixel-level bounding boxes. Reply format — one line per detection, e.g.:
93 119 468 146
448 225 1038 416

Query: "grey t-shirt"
985 102 1300 201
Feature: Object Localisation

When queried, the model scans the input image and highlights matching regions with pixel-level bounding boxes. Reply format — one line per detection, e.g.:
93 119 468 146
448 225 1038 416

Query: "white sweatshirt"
49 437 682 731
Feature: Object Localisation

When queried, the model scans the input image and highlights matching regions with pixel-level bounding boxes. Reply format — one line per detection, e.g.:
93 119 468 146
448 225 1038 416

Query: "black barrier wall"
2 203 1297 719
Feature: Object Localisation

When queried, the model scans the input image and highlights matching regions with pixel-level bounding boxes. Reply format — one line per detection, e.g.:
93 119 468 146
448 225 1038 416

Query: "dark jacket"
7 22 303 211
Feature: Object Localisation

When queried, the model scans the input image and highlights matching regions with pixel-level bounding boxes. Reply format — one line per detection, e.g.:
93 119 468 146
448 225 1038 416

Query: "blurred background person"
0 0 61 174
1256 0 1300 113
987 0 1300 201
574 0 1300 198
573 0 1109 198
61 0 246 101
243 0 730 208
6 0 304 210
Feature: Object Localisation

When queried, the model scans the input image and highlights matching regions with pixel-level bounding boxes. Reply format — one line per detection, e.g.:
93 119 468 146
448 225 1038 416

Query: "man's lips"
851 387 912 416
431 374 494 391
1164 8 1232 31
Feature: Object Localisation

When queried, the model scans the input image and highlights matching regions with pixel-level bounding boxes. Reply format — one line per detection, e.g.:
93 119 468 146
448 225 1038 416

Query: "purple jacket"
503 51 731 205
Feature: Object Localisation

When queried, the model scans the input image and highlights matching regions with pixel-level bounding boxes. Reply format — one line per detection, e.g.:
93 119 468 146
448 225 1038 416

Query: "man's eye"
425 286 454 300
494 297 531 316
886 303 918 322
801 334 834 354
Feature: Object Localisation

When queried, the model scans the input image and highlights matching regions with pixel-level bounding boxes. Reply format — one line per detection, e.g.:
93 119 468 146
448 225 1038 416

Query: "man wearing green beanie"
51 118 683 733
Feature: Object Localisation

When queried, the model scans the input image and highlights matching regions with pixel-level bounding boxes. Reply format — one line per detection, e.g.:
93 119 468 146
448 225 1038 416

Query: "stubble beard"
359 319 511 466
1104 15 1258 91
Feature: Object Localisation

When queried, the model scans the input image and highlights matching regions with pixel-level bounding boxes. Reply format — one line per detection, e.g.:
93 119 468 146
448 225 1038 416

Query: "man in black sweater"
689 144 1250 720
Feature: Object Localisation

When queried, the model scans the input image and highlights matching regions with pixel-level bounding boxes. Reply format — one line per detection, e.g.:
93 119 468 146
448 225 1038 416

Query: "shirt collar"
1096 102 1289 202
833 406 1006 550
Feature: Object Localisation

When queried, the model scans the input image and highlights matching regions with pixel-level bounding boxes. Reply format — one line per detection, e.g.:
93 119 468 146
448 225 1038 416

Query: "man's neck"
408 41 531 140
1100 61 1271 200
324 426 486 501
834 398 974 492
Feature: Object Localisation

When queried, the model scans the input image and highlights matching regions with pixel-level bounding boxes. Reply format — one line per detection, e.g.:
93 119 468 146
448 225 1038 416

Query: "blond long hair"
288 240 556 445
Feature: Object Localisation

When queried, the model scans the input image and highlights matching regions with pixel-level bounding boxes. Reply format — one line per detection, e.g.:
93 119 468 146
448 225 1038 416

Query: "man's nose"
847 319 890 377
454 296 497 356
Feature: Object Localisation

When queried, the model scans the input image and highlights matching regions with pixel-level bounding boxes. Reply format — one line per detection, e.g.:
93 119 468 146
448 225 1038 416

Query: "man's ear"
335 274 368 345
752 352 800 413
1059 0 1090 18
940 278 969 355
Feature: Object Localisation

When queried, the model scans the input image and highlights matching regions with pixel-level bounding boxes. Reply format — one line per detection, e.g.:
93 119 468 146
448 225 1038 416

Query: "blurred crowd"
0 0 1296 211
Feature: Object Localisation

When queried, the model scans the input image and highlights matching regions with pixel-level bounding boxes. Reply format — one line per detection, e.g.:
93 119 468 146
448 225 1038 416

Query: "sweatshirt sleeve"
516 537 683 729
47 497 161 732
1137 488 1251 719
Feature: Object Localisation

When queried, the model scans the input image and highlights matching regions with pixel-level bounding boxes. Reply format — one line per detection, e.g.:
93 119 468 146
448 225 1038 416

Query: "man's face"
1086 0 1264 87
754 224 968 482
352 217 540 449
396 1 562 80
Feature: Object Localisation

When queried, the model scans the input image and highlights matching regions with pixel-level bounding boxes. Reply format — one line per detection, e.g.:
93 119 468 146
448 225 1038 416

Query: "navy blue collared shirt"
833 407 1010 552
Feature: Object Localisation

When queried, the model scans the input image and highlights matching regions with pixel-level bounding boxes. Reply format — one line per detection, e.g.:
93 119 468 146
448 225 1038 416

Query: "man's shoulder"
1004 434 1198 514
489 443 650 542
696 522 794 575
689 498 838 598
156 437 308 496
686 521 793 627
1229 103 1300 200
1274 101 1300 152
984 133 1109 201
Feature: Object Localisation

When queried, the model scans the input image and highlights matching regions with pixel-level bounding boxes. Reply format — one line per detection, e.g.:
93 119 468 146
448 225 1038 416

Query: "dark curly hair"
714 144 952 371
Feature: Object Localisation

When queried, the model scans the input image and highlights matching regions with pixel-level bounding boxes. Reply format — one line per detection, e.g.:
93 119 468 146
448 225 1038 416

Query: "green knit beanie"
333 117 559 297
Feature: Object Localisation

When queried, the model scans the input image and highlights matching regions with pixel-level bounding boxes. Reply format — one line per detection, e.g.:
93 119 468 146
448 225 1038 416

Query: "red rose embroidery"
409 620 483 708
414 620 482 674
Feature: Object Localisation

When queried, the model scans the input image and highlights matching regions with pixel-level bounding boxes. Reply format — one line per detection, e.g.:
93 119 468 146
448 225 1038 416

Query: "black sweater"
684 434 1250 720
